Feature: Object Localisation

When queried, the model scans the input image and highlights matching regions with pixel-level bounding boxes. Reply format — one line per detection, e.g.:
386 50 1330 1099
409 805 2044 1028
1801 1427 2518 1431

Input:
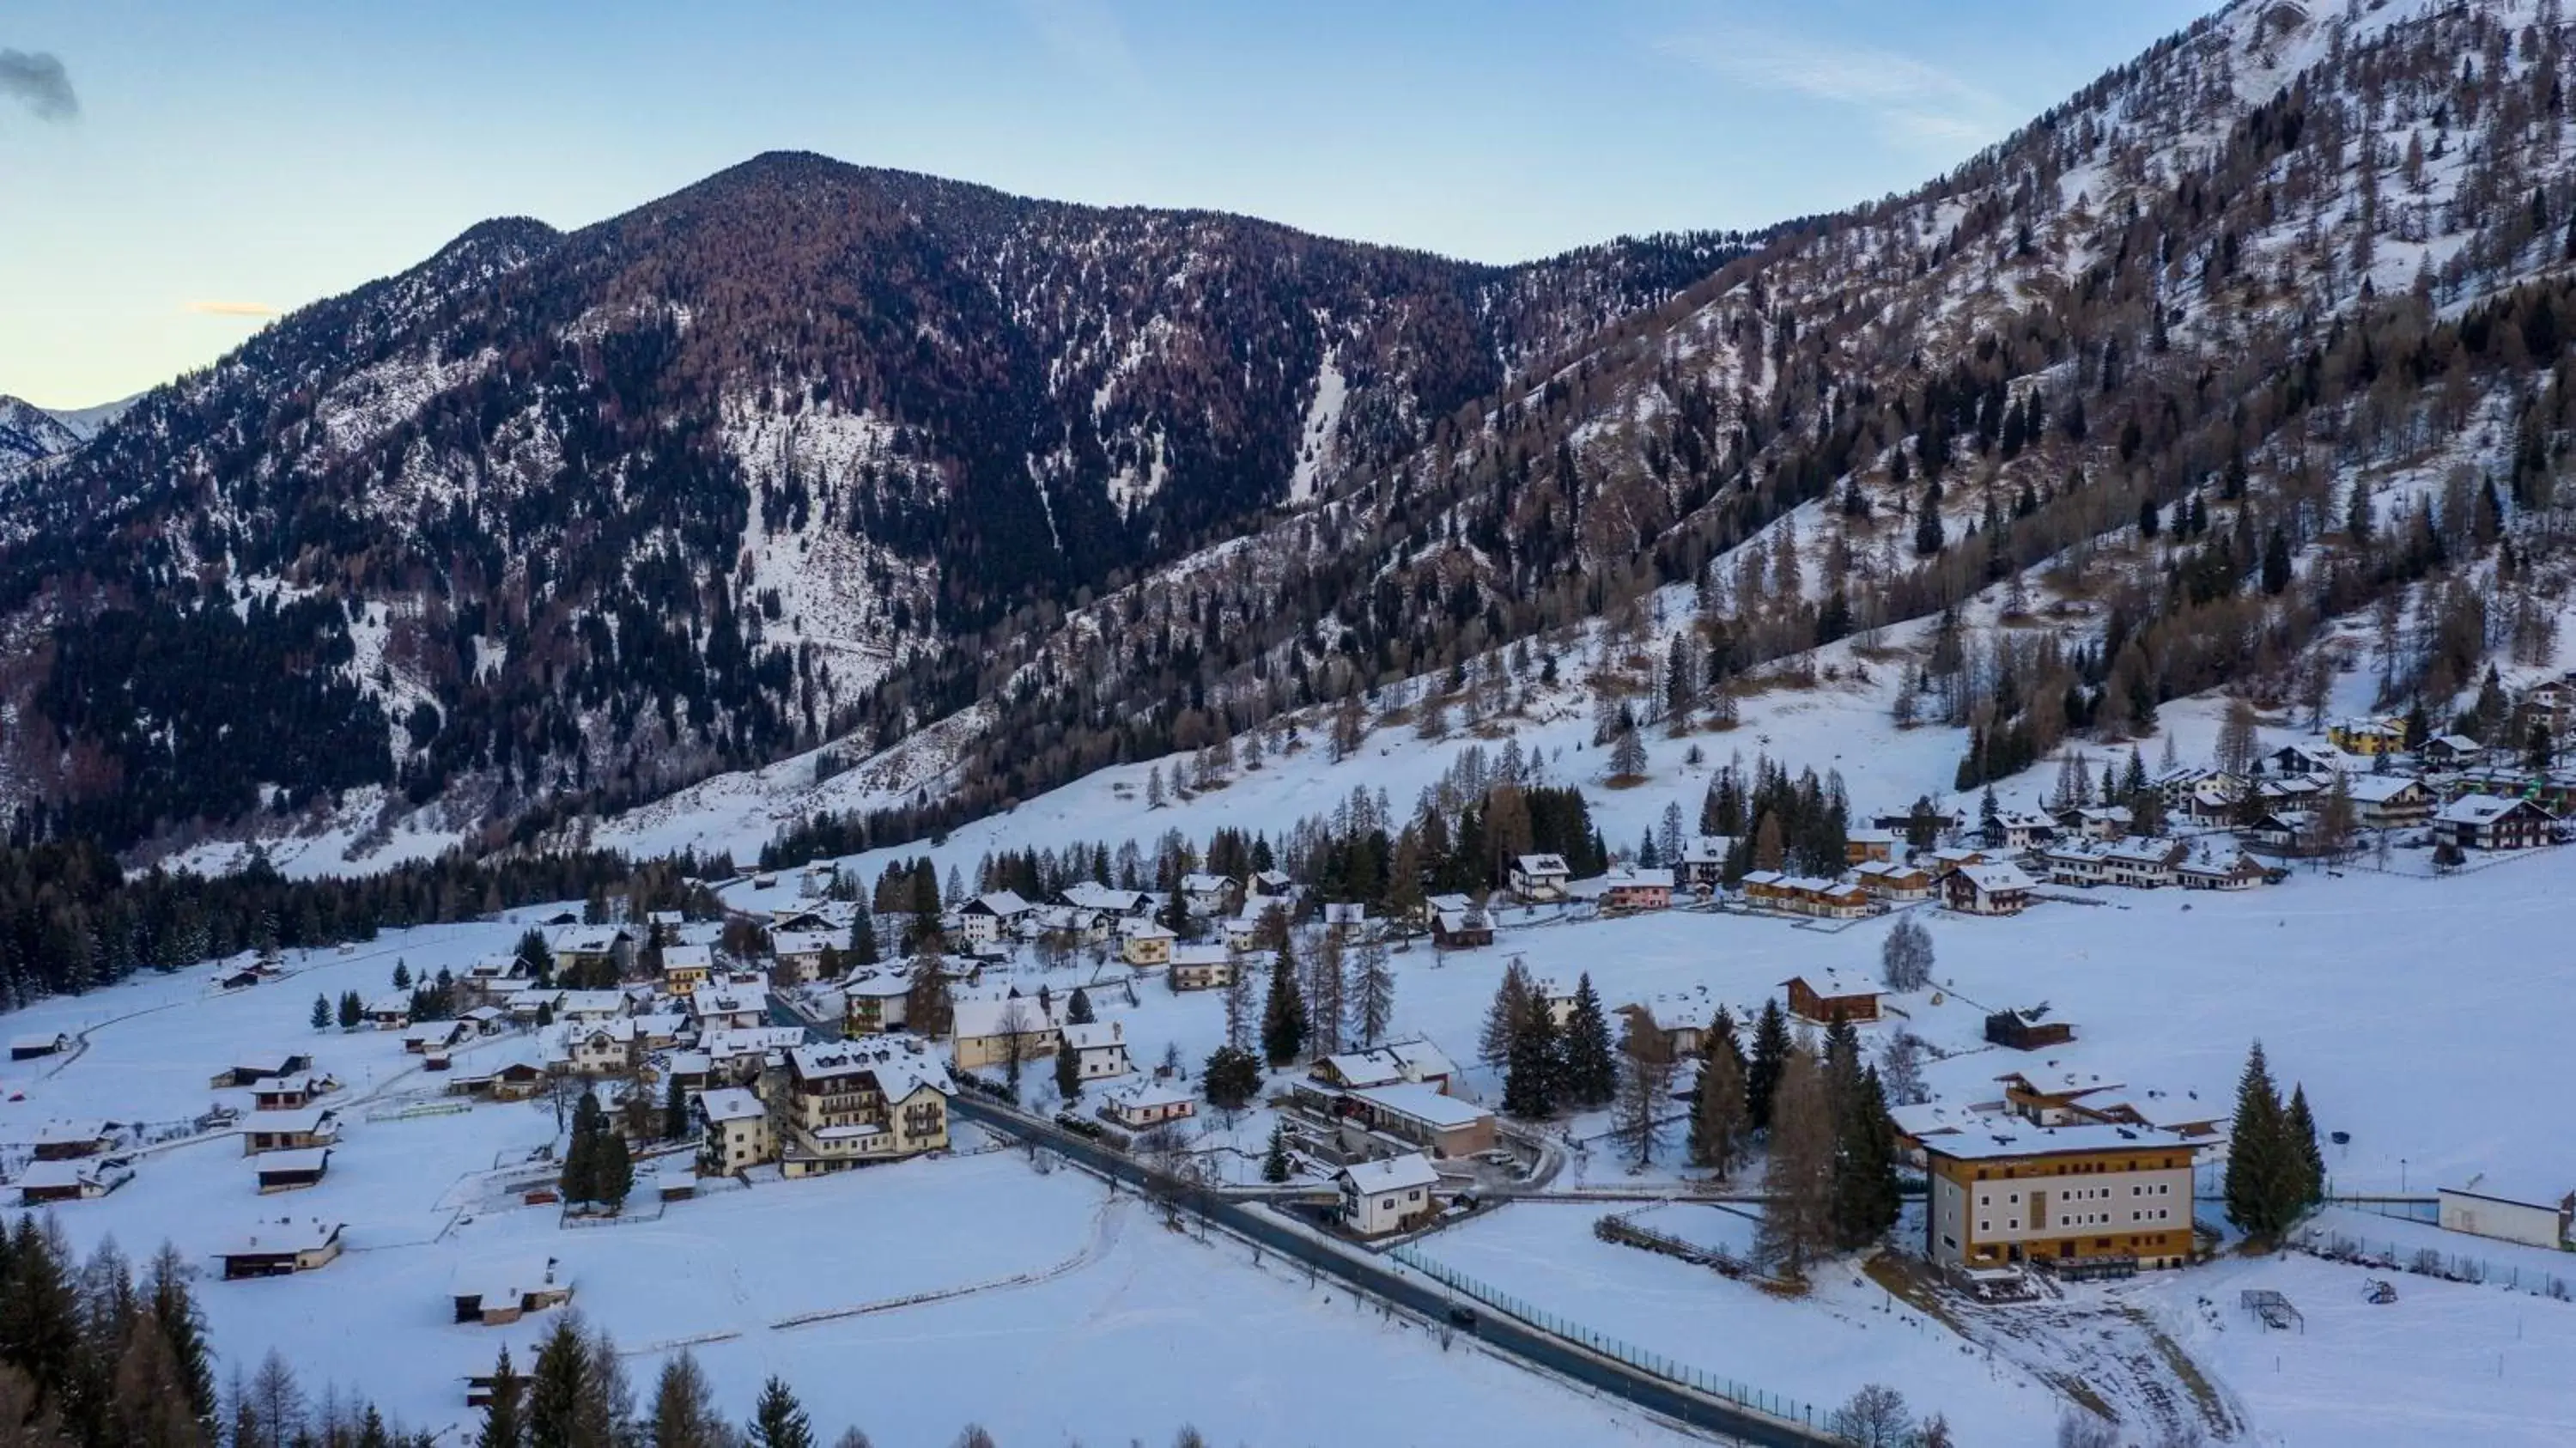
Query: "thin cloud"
1661 26 2013 151
185 300 277 318
0 48 78 121
1016 0 1137 86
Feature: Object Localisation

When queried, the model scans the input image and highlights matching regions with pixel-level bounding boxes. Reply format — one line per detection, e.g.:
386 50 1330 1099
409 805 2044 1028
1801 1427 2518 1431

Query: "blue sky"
0 1 2208 408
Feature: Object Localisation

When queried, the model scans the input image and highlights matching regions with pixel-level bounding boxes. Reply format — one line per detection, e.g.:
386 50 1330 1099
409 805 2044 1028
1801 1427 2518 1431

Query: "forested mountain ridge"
682 0 2576 860
19 0 2576 877
0 155 1753 858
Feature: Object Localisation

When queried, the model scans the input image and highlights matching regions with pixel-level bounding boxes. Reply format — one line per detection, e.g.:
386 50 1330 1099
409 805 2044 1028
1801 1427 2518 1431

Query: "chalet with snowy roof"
362 994 413 1031
16 1159 131 1206
2077 1089 2228 1141
451 1259 570 1326
1062 1021 1133 1081
1983 1008 2075 1051
1337 1153 1443 1238
1247 868 1296 900
1945 861 2036 916
956 891 1038 948
242 1107 339 1155
1219 910 1268 952
1179 873 1237 916
698 1025 807 1079
2063 805 2133 842
1888 1100 1984 1165
2266 742 2339 776
1923 1123 2203 1272
1853 860 1935 901
2176 846 2268 891
249 1074 338 1111
2244 808 2317 854
1781 973 1881 1025
2439 1177 2575 1251
1121 922 1176 968
1167 945 1235 992
1331 1084 1496 1159
563 1020 641 1075
1594 867 1674 914
254 1147 331 1194
1099 1079 1196 1131
27 1120 116 1160
690 987 766 1033
840 970 914 1034
1309 1039 1458 1094
2417 733 2487 768
9 1031 70 1062
659 943 716 996
763 1039 951 1176
2434 794 2555 850
1844 829 1899 864
1925 846 1989 873
216 1220 345 1279
695 1087 775 1175
1996 1070 2126 1126
1675 836 1732 893
447 1048 548 1102
1988 812 2058 849
2037 837 2186 890
215 964 264 991
1509 853 1571 903
545 926 635 980
1061 883 1152 917
950 995 1066 1071
210 1052 314 1089
1430 909 1493 949
1739 872 1868 919
1321 902 1370 935
2342 773 2435 829
403 1019 471 1055
2329 716 2409 757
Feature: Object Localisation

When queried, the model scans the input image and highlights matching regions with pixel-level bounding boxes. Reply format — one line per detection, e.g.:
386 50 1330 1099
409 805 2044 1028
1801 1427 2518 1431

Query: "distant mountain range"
9 0 2576 870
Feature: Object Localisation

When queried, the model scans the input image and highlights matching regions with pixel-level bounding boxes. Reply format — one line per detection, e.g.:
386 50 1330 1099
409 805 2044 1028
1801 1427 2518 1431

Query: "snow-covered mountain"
21 0 2576 875
0 395 86 480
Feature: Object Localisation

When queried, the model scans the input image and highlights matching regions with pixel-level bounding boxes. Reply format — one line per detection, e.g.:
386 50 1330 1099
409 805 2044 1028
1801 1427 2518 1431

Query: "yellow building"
2327 716 2408 756
1923 1123 2204 1273
1121 922 1176 967
763 1041 951 1177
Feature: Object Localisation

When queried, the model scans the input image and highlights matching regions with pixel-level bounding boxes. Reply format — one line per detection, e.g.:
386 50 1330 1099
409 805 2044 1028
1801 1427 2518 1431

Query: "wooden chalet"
1781 974 1882 1025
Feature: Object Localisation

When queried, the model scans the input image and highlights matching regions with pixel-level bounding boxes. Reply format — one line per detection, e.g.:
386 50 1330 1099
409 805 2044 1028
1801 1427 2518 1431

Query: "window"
1978 1220 1990 1232
1979 1194 1991 1207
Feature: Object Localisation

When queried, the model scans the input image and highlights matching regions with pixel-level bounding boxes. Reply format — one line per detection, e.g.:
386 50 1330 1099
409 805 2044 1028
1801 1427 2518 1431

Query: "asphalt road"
945 1090 1838 1447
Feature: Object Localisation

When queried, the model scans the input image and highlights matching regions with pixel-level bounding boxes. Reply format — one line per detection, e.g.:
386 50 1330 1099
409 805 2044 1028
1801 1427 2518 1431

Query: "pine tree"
1558 975 1617 1108
527 1317 591 1448
596 1129 633 1213
2285 1083 2326 1211
1688 1043 1749 1177
337 990 363 1031
746 1377 814 1448
1613 1046 1675 1164
1259 953 1309 1066
1502 1004 1559 1118
1832 1068 1903 1250
145 1243 216 1431
1201 1045 1262 1113
1261 1123 1291 1183
1351 937 1396 1048
309 994 331 1031
392 962 410 991
477 1349 525 1448
1065 987 1095 1025
847 904 878 967
662 1074 690 1141
1052 1038 1083 1103
1747 997 1791 1130
2225 1041 2291 1238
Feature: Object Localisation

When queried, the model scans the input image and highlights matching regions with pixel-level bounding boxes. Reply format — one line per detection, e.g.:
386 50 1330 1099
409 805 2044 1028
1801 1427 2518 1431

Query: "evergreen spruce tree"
2225 1041 2290 1238
596 1129 634 1213
2285 1083 2326 1211
1200 1044 1263 1114
1052 1038 1083 1103
526 1317 590 1448
145 1243 216 1430
337 990 364 1030
847 904 878 967
1065 987 1095 1025
746 1376 815 1448
310 994 331 1031
1259 954 1309 1067
1261 1123 1292 1183
662 1074 690 1141
476 1348 524 1448
1831 1068 1904 1250
1747 998 1791 1130
1351 937 1396 1048
392 962 410 991
1502 1006 1560 1118
1558 974 1618 1108
1478 959 1534 1071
